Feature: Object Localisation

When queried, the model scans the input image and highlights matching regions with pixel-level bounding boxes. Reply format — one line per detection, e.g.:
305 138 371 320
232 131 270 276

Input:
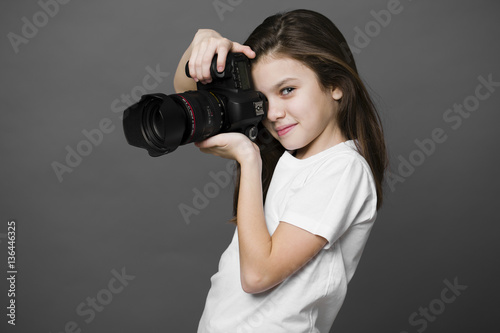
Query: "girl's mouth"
277 124 297 137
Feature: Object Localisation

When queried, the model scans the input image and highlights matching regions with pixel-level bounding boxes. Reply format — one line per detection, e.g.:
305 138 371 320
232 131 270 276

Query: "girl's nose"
266 102 286 122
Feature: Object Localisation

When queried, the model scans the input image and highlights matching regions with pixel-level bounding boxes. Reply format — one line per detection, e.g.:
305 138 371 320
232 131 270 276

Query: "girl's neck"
294 130 347 160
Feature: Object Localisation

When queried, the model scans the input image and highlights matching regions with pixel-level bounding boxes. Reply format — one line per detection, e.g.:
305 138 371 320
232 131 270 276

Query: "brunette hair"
229 9 388 224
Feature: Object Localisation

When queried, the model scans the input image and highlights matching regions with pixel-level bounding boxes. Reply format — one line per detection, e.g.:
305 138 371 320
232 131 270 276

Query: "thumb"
194 136 221 149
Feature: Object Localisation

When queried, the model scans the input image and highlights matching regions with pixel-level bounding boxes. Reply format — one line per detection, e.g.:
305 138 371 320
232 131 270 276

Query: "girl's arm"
236 150 328 294
196 134 328 294
173 43 197 93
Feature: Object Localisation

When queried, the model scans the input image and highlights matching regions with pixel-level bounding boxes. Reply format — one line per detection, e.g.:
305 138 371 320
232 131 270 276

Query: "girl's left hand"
194 133 261 164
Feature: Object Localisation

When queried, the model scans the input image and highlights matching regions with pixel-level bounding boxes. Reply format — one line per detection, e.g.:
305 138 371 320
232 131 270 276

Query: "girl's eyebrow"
272 77 300 90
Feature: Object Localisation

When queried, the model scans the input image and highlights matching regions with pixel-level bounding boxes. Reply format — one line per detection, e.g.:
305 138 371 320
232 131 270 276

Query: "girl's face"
252 55 345 159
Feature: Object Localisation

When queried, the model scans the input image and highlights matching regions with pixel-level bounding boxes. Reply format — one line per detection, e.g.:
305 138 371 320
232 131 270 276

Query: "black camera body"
123 53 268 157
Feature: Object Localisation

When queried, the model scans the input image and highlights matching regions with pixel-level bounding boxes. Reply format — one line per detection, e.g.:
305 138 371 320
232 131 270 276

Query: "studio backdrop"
1 0 499 332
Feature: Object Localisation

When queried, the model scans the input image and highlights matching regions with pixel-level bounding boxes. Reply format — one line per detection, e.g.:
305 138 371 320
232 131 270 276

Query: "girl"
174 9 387 333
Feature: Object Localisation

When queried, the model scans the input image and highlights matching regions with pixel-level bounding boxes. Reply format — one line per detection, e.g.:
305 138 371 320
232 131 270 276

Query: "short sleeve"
280 153 377 249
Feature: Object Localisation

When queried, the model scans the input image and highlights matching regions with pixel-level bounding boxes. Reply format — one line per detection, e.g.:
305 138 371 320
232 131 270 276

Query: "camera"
122 53 268 157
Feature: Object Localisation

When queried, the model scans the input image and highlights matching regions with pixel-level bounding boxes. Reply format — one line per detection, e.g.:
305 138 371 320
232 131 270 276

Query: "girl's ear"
331 87 343 101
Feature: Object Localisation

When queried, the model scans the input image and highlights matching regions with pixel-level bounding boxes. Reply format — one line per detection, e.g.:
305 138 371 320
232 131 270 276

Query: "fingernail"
218 66 224 72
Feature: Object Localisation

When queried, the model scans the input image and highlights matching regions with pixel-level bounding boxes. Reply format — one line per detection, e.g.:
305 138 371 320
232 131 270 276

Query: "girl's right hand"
187 29 256 84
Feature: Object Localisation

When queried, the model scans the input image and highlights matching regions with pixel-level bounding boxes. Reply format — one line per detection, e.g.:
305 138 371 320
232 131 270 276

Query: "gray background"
1 0 499 332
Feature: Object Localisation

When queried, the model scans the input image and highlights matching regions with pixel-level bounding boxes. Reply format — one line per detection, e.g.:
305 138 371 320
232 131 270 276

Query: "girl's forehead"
251 56 314 89
253 54 298 68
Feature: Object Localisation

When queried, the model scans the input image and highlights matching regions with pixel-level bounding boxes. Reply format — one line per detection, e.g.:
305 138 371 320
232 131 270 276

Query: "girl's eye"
280 87 295 96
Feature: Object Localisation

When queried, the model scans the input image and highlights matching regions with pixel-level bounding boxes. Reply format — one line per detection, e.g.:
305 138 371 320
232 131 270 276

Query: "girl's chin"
278 140 305 152
265 131 306 152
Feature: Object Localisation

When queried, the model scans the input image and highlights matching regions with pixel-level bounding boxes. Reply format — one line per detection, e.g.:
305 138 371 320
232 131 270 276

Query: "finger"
190 41 209 82
188 53 198 82
215 39 232 73
194 140 214 149
231 42 256 59
198 147 212 155
200 42 219 83
195 134 227 149
216 47 229 73
194 42 210 83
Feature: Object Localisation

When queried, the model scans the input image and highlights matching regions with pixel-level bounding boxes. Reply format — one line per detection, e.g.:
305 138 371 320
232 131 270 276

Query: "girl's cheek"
261 118 272 131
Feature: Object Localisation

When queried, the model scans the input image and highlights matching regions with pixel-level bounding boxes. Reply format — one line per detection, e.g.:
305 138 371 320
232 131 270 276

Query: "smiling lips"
276 124 297 137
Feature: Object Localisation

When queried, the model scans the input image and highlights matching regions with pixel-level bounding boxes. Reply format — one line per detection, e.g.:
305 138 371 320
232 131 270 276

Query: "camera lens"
123 91 225 157
152 109 164 140
141 96 170 151
171 90 224 144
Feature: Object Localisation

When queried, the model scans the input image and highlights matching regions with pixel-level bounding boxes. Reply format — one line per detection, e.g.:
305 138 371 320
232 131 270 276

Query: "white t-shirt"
198 140 378 333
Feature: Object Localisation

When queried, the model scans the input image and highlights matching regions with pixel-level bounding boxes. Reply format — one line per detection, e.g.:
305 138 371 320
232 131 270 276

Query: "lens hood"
123 94 187 156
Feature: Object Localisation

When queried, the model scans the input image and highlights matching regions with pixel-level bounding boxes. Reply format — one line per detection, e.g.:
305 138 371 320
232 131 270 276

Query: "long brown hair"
229 9 388 224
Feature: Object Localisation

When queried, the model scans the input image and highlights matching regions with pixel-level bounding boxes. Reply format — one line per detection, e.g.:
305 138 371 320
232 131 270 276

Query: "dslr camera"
122 53 268 156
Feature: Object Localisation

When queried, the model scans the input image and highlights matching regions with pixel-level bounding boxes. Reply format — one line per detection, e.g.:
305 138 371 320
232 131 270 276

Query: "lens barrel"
123 91 224 157
170 90 224 144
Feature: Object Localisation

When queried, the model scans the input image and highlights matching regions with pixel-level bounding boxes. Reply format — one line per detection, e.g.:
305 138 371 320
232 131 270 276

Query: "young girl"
174 9 387 332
